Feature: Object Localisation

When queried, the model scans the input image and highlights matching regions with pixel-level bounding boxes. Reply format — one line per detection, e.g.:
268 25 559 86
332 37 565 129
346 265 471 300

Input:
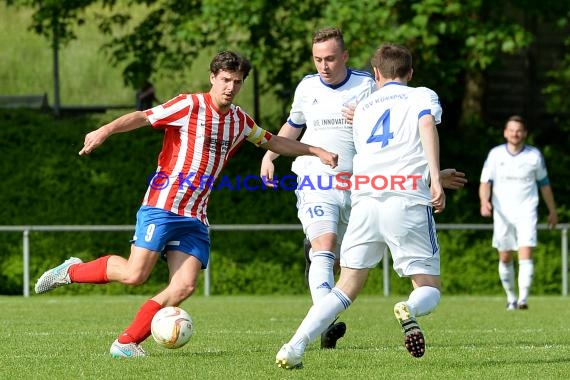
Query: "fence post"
562 228 568 297
23 229 30 298
204 257 211 297
383 253 390 296
204 228 211 297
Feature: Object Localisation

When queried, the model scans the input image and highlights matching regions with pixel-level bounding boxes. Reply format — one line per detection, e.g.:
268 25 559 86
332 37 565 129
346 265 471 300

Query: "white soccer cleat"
34 257 83 294
110 339 147 358
394 301 425 358
275 343 303 369
506 302 517 311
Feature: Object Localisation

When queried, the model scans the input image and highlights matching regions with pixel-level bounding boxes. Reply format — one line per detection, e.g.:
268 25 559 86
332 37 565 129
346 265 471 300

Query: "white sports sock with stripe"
288 287 352 352
499 260 517 304
517 259 534 305
308 250 335 304
406 286 441 317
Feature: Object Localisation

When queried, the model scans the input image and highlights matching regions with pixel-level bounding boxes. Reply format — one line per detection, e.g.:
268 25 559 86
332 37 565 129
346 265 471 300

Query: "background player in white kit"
262 28 466 350
479 115 558 310
275 42 445 369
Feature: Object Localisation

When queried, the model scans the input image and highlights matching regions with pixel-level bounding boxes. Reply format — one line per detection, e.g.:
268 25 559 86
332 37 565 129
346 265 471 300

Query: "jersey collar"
320 68 352 90
504 143 527 156
382 81 406 87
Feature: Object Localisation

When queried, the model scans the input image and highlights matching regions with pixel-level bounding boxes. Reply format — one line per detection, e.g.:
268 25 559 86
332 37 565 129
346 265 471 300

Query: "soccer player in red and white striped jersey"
34 51 338 358
141 91 273 225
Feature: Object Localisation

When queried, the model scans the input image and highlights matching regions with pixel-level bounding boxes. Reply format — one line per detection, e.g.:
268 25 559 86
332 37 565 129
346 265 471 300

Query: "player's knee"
170 284 196 302
412 274 441 290
122 271 150 285
306 221 338 251
498 253 513 263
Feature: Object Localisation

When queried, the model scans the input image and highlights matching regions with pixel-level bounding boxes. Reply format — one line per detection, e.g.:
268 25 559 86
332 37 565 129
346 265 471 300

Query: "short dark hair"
312 27 345 50
506 115 526 129
371 43 412 79
209 51 251 80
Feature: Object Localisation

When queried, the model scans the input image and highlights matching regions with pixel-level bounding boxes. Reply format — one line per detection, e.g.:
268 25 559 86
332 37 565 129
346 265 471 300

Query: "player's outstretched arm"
262 135 338 168
79 111 149 155
260 122 303 187
440 169 467 190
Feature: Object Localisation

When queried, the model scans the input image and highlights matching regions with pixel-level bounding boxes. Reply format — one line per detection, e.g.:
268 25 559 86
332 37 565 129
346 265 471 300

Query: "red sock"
68 255 111 284
118 299 162 344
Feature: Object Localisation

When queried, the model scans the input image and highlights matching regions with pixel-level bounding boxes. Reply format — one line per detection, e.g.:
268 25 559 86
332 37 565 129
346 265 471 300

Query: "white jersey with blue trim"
480 144 549 217
351 82 442 204
288 68 375 176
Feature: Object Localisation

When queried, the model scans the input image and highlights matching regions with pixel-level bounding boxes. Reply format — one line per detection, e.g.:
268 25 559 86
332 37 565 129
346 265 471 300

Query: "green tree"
4 0 103 115
541 16 570 221
9 0 569 127
543 33 570 130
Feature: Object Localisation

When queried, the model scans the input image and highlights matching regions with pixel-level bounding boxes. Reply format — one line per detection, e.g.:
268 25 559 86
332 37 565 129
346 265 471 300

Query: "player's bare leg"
112 250 201 358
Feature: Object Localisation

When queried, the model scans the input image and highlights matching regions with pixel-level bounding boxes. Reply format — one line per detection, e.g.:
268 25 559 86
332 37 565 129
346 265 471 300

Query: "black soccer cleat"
403 328 425 358
321 321 347 349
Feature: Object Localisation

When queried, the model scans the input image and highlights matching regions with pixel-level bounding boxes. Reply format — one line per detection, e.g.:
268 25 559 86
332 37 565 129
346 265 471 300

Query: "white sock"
499 260 517 303
517 259 534 305
406 286 441 317
308 250 335 304
288 287 352 352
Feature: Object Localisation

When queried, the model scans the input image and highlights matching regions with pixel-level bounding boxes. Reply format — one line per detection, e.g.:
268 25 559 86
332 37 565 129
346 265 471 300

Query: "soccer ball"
151 306 193 349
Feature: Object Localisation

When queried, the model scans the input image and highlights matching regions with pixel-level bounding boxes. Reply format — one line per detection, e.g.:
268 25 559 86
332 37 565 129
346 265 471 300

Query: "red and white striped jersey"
143 93 272 225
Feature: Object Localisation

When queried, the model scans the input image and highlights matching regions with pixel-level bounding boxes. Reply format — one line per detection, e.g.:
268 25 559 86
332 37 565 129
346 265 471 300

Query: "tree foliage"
5 0 102 46
543 21 570 131
91 0 557 117
8 0 569 123
92 0 538 108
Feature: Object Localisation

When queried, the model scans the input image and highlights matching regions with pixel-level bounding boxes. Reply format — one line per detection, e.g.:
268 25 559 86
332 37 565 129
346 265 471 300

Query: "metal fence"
1 223 568 298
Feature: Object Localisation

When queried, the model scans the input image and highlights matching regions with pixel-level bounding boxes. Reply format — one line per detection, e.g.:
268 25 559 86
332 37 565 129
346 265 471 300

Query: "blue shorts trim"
132 206 210 268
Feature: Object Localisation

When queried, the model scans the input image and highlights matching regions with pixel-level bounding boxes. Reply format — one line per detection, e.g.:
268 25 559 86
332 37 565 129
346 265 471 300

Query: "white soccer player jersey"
480 144 549 218
288 68 375 176
144 93 272 224
351 82 442 204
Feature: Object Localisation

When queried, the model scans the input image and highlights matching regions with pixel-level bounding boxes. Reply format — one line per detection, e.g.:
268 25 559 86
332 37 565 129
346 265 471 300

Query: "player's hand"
260 157 277 188
440 168 467 190
79 127 109 155
342 103 356 124
480 201 493 217
430 183 445 213
547 211 558 230
318 149 338 169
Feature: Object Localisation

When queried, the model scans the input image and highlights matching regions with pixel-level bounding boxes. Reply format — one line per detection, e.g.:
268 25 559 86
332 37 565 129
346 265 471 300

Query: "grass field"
1 295 569 379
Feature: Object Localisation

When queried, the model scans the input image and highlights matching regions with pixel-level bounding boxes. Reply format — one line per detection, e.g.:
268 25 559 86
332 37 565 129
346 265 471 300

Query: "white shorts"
492 209 537 251
340 196 440 277
295 184 351 243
